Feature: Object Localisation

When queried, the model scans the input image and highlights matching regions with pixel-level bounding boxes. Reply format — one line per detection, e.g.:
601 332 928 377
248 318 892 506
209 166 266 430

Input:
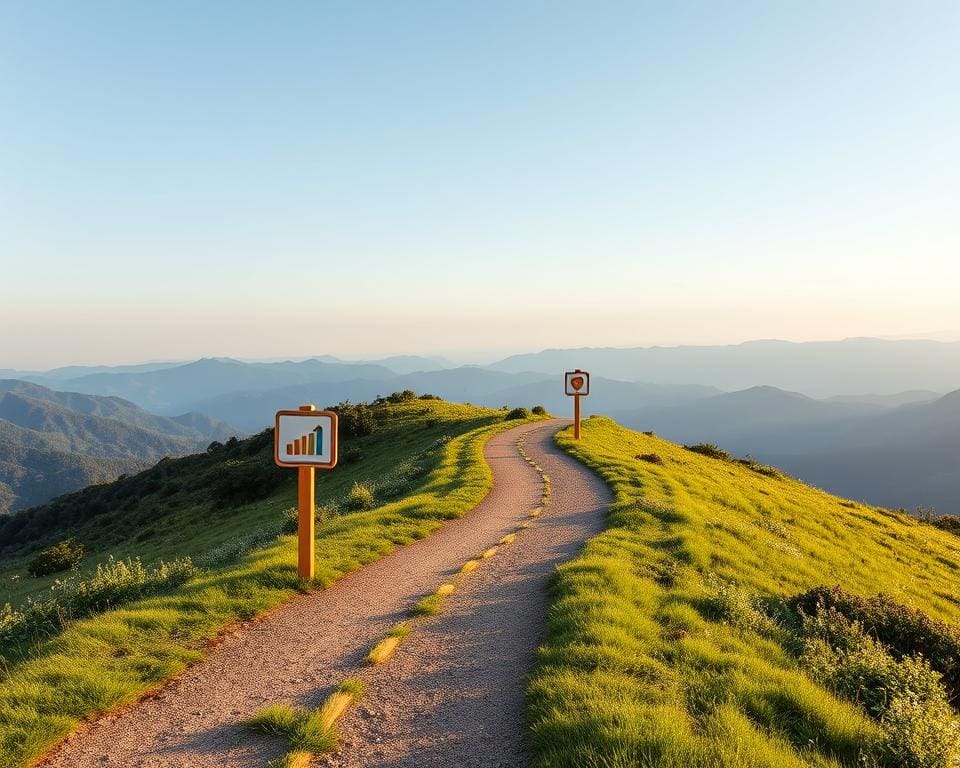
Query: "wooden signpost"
564 370 590 439
274 405 339 579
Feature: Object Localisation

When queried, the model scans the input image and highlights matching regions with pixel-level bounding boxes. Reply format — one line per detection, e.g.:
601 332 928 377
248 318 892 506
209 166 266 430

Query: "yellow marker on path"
274 405 339 579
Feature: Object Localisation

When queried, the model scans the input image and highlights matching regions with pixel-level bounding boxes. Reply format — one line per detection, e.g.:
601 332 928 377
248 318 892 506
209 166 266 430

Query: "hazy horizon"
5 331 960 373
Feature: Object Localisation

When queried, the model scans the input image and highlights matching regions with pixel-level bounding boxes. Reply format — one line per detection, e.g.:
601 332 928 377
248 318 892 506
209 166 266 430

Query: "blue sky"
2 1 958 367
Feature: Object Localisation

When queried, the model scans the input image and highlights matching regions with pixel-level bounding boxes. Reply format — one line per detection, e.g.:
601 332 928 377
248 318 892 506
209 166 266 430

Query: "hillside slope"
531 417 960 768
0 397 536 768
0 383 239 514
614 385 960 511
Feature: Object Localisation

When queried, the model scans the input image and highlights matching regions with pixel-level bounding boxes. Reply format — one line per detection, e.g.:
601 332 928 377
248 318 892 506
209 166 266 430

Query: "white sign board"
274 410 339 468
564 370 590 397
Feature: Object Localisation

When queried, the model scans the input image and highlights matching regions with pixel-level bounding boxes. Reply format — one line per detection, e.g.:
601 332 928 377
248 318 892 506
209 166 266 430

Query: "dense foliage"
790 585 960 702
26 538 84 577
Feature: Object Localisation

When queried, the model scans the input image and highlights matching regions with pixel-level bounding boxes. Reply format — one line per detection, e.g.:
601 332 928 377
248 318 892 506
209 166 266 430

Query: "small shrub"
280 507 299 535
209 459 286 507
683 443 732 461
880 694 960 768
789 585 960 701
342 447 364 464
531 405 549 416
28 538 84 577
800 614 946 719
705 575 778 636
505 407 531 421
636 453 664 465
418 393 442 400
327 401 376 439
736 457 785 479
386 390 417 403
792 598 960 768
345 482 375 512
933 515 960 535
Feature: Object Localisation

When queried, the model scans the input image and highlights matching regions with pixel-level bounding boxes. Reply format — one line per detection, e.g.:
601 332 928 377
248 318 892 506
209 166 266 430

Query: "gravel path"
40 419 611 768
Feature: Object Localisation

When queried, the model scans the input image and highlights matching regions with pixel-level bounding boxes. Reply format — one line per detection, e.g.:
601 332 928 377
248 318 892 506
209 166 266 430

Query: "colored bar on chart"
300 435 308 454
287 442 293 455
308 432 316 455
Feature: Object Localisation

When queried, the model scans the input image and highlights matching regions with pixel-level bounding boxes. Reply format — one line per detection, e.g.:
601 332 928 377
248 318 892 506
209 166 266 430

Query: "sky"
1 1 959 368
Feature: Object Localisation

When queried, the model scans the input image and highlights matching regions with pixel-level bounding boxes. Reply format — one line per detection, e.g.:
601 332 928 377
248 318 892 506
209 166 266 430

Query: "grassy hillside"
0 396 537 767
530 416 960 768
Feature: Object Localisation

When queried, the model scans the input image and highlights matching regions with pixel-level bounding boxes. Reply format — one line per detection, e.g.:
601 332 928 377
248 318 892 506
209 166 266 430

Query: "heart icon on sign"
570 376 584 391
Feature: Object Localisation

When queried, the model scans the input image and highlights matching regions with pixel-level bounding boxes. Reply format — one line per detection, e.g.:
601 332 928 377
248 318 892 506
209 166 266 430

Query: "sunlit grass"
366 624 410 665
0 400 542 768
530 416 960 768
248 678 365 760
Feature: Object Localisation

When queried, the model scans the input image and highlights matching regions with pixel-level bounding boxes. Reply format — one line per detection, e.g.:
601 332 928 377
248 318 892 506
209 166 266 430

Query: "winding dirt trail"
41 420 611 768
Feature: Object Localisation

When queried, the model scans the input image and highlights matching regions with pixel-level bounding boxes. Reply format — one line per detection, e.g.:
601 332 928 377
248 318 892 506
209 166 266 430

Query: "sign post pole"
275 403 338 582
297 405 316 579
574 389 581 440
564 369 590 441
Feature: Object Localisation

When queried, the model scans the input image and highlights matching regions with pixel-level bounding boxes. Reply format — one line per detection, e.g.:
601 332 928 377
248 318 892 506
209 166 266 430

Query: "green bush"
328 401 377 439
800 614 945 719
934 515 960 534
345 482 375 511
636 453 664 465
683 443 732 461
342 446 364 464
735 456 785 478
794 601 960 768
208 459 286 507
881 693 960 768
386 390 417 403
27 538 84 577
531 405 549 416
418 393 442 400
790 585 960 701
505 407 531 421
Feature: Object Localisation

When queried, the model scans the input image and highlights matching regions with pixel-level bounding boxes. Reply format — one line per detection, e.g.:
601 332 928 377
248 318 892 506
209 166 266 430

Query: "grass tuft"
267 751 312 768
411 594 443 616
366 635 402 665
459 559 480 574
246 703 300 736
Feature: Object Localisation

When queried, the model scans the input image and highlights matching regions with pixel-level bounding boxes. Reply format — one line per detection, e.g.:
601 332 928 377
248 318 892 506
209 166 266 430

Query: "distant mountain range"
2 337 959 513
613 385 960 512
491 338 960 397
0 381 239 514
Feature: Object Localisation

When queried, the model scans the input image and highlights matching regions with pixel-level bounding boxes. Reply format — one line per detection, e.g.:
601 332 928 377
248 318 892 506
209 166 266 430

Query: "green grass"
0 399 541 768
529 416 960 768
411 593 444 616
248 678 367 761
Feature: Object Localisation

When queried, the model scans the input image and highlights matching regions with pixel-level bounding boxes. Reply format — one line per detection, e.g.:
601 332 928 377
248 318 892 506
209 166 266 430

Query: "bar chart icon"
286 426 324 456
274 410 338 468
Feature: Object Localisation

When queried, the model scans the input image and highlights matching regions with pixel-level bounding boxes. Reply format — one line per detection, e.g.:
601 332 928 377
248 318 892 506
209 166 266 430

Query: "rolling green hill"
0 396 539 767
531 417 960 768
0 381 239 514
